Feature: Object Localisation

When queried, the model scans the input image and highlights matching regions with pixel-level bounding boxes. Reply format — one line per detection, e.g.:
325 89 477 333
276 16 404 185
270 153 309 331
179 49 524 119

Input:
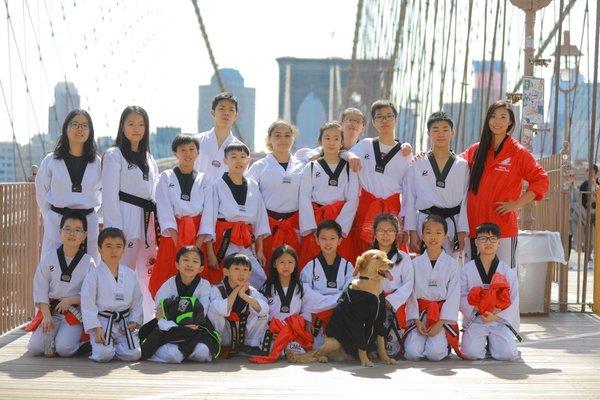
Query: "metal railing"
0 183 41 335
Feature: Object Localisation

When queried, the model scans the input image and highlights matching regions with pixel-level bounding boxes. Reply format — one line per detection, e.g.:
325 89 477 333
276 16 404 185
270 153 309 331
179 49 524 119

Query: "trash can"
517 230 566 315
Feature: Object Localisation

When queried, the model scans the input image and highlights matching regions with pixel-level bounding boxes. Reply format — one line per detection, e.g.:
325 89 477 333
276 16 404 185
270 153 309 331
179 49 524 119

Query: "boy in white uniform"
145 246 218 363
345 100 412 261
150 134 209 296
194 92 243 181
404 215 461 361
200 143 270 288
81 228 143 362
460 223 520 360
207 253 269 357
28 212 96 357
403 111 469 255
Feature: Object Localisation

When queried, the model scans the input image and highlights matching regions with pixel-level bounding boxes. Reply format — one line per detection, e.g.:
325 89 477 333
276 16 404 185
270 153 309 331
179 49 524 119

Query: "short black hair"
370 99 398 120
316 219 342 238
175 245 204 265
224 142 250 157
98 227 126 247
212 92 238 112
427 111 454 131
60 211 88 232
422 214 448 235
476 222 501 238
223 253 252 270
171 134 200 152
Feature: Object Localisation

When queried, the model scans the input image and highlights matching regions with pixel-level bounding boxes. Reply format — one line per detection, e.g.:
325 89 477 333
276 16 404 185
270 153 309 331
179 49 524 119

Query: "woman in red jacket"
461 100 549 268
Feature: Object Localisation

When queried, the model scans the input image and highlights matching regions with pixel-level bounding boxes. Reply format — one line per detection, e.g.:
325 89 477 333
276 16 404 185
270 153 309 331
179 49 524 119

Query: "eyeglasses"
61 227 85 236
373 114 396 122
343 118 364 125
69 122 90 130
375 229 397 235
476 236 499 243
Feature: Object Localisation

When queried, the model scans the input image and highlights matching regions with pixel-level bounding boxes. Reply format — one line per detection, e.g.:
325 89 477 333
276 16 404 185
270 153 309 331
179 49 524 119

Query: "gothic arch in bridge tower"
296 92 327 149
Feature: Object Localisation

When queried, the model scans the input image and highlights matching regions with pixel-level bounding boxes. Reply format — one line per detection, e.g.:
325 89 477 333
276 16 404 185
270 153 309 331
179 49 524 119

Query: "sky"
0 0 597 155
0 0 358 150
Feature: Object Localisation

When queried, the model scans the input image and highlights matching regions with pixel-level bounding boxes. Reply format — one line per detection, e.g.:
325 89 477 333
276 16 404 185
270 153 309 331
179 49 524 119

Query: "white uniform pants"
460 321 518 361
149 343 211 363
404 326 450 361
27 315 82 357
88 327 141 362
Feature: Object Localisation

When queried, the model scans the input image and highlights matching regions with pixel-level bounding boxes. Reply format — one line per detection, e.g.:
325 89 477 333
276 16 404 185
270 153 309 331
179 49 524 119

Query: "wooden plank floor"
0 312 599 399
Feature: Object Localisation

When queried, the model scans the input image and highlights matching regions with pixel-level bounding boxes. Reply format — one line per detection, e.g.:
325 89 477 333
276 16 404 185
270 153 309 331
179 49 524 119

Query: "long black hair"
260 245 304 299
469 100 515 194
53 109 97 162
114 105 150 169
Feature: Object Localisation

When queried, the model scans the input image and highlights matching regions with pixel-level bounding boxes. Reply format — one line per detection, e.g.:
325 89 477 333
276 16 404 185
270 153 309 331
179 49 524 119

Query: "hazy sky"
0 0 596 153
0 0 357 150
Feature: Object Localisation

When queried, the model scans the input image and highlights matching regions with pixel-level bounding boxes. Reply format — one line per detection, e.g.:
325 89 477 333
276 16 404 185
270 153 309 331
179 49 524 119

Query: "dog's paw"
381 357 397 365
317 355 329 363
361 359 374 367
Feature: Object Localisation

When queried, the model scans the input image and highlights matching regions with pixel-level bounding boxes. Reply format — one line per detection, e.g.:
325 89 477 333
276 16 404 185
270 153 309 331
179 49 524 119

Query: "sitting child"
207 253 268 357
80 228 143 362
27 212 96 357
404 215 461 361
460 222 520 361
142 245 220 363
252 245 338 363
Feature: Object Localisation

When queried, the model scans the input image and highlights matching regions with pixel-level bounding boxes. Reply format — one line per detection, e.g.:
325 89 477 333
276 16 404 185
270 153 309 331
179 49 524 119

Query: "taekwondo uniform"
403 152 469 254
27 247 95 356
460 257 520 360
80 262 144 362
35 153 102 262
149 167 209 296
298 158 359 267
246 154 304 265
200 175 271 288
404 251 461 361
193 128 241 182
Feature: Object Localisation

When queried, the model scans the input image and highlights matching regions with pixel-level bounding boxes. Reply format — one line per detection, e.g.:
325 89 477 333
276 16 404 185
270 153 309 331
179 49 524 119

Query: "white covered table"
517 230 566 315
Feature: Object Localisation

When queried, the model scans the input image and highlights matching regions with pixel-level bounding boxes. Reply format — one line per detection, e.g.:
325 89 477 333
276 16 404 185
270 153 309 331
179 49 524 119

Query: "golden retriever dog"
287 249 396 367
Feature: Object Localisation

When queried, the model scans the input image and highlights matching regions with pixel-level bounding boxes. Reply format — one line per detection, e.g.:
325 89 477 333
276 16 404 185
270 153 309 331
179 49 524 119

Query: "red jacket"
461 136 549 238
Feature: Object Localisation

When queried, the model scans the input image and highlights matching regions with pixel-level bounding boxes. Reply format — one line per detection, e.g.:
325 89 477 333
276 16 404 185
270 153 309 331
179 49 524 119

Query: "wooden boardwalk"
0 312 599 399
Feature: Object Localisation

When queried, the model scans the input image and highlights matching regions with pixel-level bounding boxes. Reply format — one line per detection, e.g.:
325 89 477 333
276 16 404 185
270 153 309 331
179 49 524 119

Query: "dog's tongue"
378 270 393 281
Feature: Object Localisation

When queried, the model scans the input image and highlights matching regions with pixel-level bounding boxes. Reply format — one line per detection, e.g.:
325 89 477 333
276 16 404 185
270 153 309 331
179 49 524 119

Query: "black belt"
267 210 296 220
50 205 94 216
98 308 135 349
118 191 160 247
419 205 461 251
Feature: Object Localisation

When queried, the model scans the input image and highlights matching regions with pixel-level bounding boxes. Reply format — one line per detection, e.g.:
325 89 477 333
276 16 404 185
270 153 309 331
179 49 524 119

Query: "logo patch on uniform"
127 163 136 170
169 183 175 188
177 298 190 313
422 170 429 176
364 154 370 159
128 242 134 248
268 298 274 305
315 172 321 177
211 160 221 168
313 275 320 281
49 265 55 272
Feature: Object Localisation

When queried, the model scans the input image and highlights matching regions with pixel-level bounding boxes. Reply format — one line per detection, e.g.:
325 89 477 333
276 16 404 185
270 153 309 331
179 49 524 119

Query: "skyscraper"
198 68 255 150
48 82 80 142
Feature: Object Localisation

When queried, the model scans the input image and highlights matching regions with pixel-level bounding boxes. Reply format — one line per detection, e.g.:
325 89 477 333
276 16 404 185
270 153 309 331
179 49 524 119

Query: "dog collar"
358 276 371 280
